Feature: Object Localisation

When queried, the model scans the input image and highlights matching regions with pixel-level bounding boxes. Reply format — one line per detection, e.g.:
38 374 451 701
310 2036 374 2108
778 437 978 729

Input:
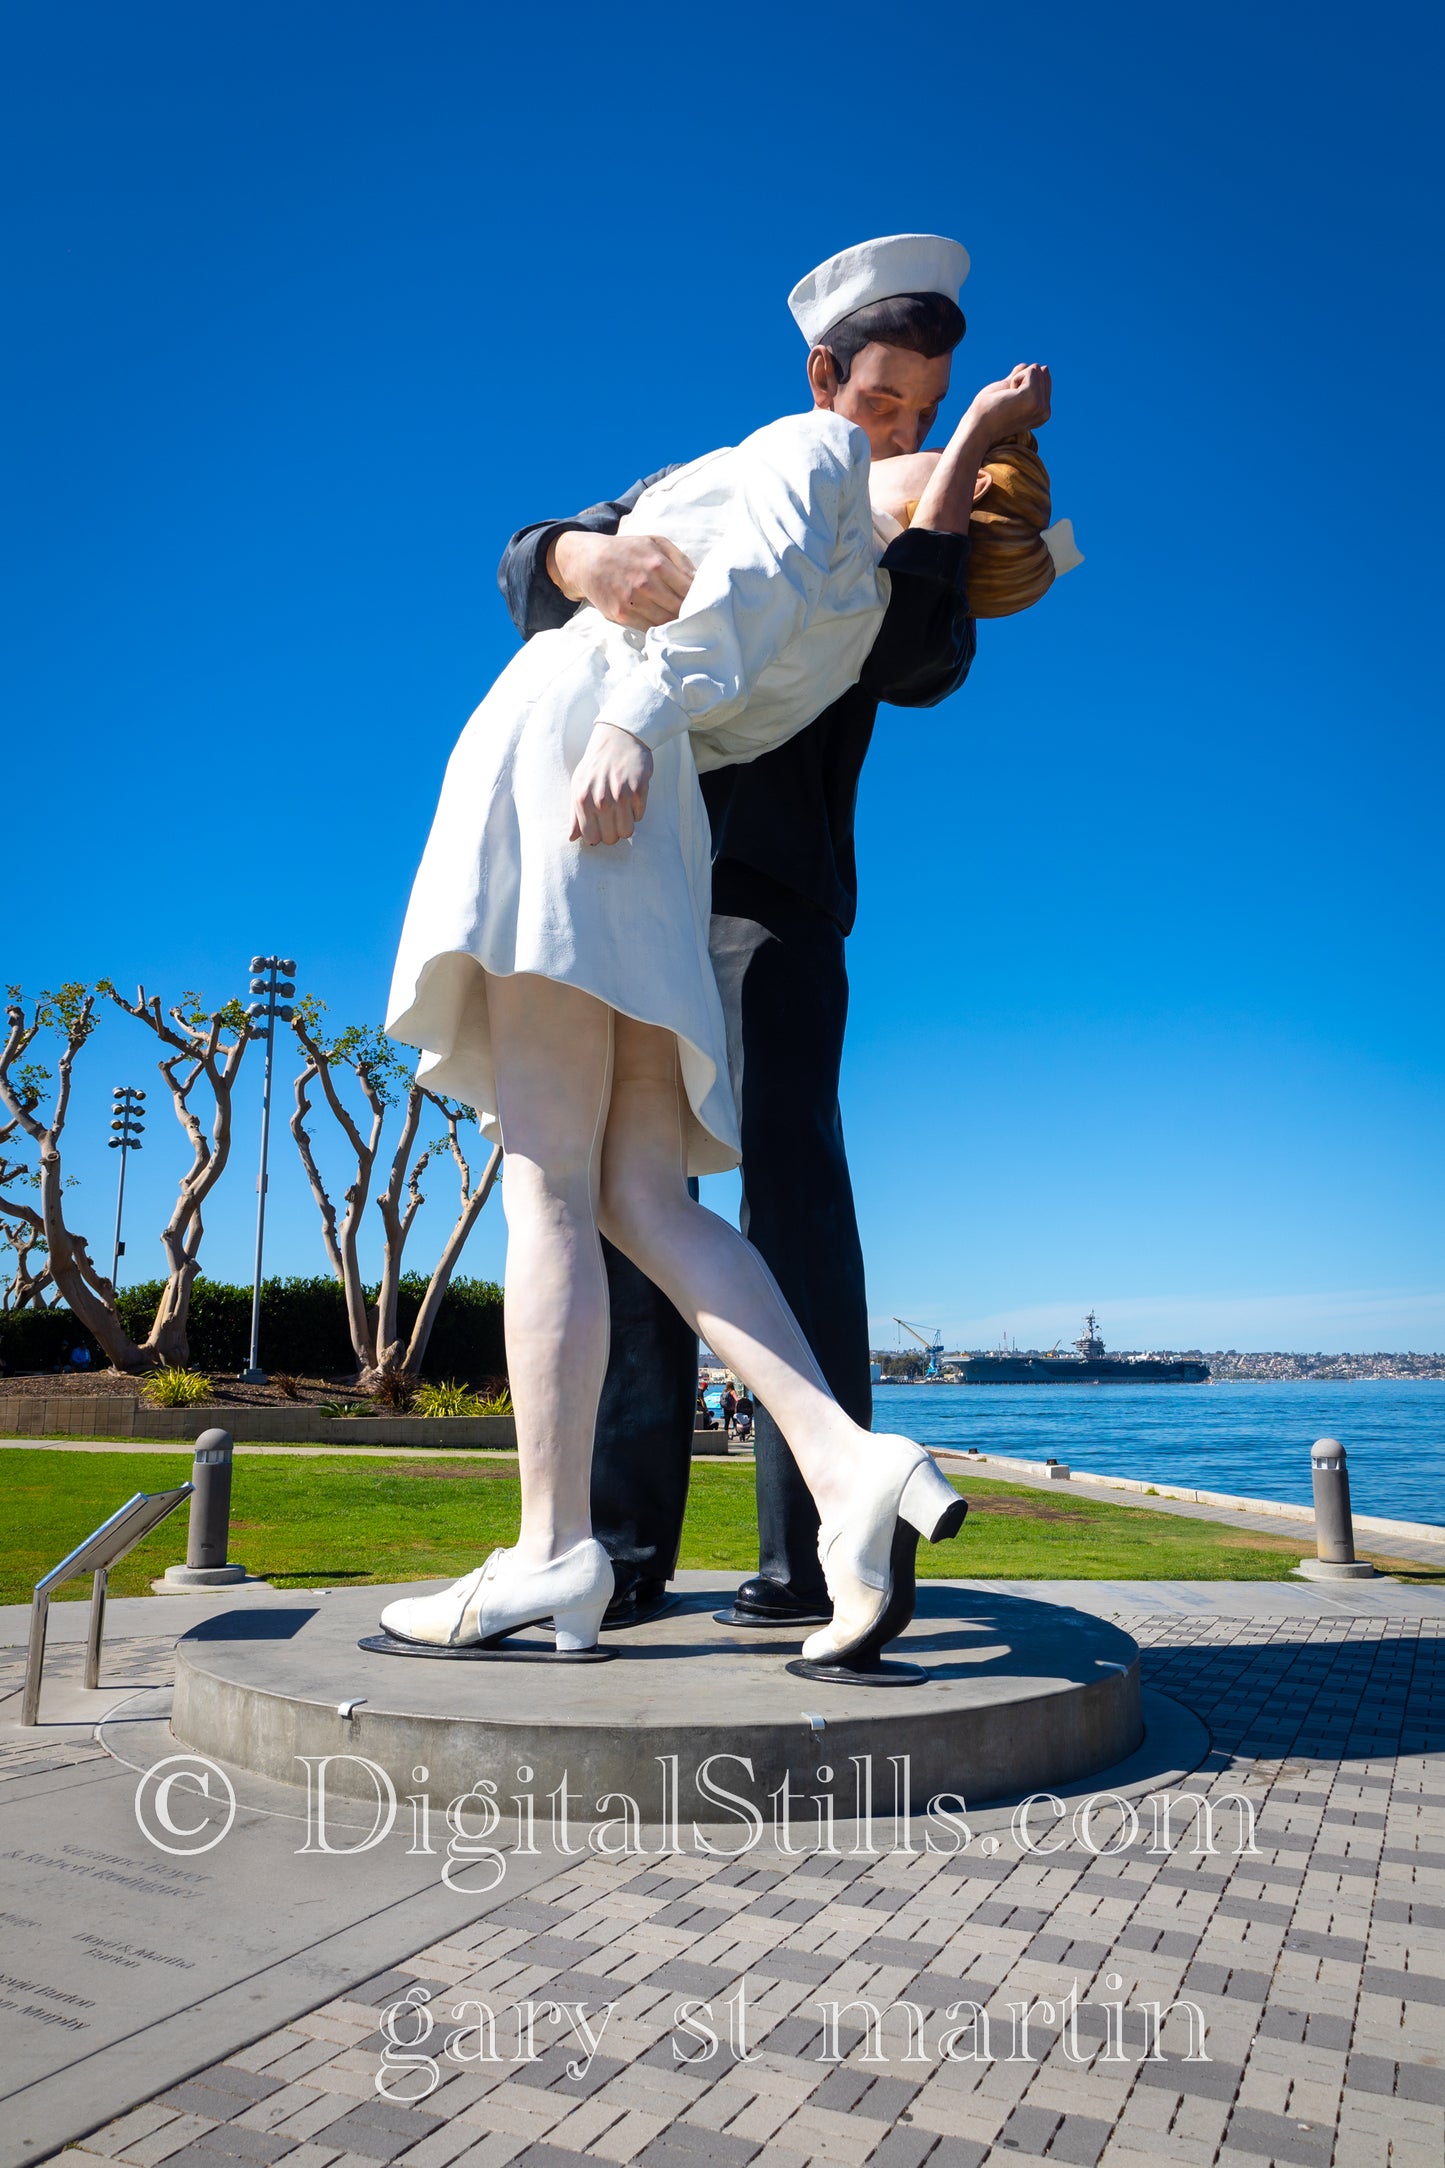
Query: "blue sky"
5 1 1442 1352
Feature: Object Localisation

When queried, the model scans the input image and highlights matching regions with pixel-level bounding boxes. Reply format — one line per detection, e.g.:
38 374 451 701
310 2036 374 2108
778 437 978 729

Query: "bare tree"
289 1000 501 1383
0 1039 51 1311
99 983 253 1363
387 1095 501 1377
0 983 254 1369
0 1222 56 1311
0 985 141 1362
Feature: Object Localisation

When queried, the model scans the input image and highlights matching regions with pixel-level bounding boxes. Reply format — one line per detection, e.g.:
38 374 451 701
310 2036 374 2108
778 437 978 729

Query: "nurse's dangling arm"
569 724 655 848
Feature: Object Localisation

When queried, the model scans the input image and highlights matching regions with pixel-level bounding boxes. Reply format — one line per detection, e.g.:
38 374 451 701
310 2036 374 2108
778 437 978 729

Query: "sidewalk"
2 1571 1443 2168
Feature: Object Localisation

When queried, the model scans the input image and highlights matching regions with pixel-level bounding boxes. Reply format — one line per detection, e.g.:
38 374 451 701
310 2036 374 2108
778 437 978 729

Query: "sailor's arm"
496 467 687 638
549 529 696 630
859 529 976 709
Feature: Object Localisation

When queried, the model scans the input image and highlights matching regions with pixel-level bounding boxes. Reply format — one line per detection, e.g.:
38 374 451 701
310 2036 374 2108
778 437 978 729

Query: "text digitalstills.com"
134 1750 1261 1887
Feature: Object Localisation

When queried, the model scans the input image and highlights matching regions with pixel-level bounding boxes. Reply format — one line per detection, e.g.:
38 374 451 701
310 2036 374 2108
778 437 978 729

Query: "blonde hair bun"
966 431 1056 619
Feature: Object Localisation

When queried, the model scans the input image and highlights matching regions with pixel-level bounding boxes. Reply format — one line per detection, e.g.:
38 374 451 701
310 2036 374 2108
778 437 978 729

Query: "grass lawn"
6 1446 1422 1604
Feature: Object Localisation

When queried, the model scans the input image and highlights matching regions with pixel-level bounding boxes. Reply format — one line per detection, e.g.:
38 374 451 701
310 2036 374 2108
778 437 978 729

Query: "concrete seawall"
943 1446 1445 1547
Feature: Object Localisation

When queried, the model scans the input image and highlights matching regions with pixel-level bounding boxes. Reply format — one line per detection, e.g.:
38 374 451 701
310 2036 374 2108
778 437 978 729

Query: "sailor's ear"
973 468 993 504
808 345 840 409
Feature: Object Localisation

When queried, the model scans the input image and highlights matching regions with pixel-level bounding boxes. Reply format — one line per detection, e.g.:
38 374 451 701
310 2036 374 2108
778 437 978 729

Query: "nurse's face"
809 341 954 460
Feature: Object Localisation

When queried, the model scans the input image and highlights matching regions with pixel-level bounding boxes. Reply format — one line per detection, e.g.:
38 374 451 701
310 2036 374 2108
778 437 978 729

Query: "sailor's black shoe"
715 1574 834 1630
602 1577 675 1629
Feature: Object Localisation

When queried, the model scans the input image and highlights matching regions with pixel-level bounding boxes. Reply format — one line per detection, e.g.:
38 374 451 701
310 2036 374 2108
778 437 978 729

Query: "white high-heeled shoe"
801 1436 967 1667
378 1538 615 1653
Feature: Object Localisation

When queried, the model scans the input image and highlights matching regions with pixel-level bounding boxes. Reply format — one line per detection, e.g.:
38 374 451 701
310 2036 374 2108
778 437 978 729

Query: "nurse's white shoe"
801 1437 967 1667
378 1539 615 1653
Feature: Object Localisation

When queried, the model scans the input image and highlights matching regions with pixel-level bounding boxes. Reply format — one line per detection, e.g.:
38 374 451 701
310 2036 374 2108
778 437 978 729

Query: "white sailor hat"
788 233 971 346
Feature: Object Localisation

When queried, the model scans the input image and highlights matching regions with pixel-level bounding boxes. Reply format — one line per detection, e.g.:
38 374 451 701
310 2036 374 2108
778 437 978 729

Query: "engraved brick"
638 2130 760 2166
1221 2106 1333 2166
308 2101 443 2162
1045 2116 1112 2167
118 2117 221 2167
158 2135 297 2167
862 2134 937 2168
994 2102 1062 2155
1360 1964 1445 2006
1135 2059 1244 2103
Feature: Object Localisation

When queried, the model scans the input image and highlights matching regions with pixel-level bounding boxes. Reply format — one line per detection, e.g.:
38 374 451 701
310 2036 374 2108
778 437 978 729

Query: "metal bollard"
156 1430 250 1590
188 1428 235 1566
1295 1438 1379 1580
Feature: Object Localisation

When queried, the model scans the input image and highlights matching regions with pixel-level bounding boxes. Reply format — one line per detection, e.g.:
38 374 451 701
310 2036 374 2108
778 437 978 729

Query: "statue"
376 236 1076 1681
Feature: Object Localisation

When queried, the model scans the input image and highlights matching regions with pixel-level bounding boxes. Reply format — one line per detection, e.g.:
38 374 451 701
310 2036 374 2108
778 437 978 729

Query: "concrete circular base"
1293 1557 1381 1580
172 1583 1142 1822
154 1563 261 1592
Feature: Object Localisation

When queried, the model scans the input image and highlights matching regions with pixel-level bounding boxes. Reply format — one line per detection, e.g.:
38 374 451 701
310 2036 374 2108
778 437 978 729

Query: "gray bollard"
188 1428 235 1566
1294 1438 1380 1580
155 1430 250 1591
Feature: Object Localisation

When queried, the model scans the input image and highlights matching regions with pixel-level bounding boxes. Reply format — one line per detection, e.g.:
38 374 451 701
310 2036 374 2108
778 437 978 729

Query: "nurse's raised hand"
972 363 1052 435
569 722 654 846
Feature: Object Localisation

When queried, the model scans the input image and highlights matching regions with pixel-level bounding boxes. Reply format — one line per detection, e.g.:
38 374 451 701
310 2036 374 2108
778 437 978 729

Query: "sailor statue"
375 235 1079 1679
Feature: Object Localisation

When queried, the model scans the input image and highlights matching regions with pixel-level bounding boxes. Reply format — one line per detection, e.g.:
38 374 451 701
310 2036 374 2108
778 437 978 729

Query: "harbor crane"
894 1317 945 1379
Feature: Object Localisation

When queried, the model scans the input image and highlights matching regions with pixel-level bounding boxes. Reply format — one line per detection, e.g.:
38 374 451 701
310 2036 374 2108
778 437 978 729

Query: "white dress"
386 410 889 1174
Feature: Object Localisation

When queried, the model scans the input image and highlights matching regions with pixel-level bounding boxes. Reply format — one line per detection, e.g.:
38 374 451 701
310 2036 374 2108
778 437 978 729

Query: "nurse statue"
376 236 1079 1681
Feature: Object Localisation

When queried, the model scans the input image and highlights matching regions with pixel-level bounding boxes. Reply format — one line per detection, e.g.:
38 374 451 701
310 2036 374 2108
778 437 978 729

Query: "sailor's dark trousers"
590 878 872 1606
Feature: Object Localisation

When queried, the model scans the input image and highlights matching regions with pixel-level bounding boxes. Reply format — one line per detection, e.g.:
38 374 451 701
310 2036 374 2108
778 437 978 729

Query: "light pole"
108 1086 146 1292
242 956 295 1383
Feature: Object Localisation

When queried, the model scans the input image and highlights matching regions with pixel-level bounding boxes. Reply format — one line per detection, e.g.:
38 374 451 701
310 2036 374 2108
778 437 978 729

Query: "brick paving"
64 1611 1445 2168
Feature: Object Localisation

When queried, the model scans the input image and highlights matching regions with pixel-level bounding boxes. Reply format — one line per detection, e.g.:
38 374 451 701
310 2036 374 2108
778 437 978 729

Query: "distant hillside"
1194 1350 1444 1381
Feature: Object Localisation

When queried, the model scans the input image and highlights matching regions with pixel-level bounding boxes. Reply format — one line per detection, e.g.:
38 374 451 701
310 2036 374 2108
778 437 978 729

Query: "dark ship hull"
961 1355 1209 1384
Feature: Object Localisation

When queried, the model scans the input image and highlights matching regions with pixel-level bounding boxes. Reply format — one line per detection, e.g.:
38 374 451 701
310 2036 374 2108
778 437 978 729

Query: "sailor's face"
811 342 953 459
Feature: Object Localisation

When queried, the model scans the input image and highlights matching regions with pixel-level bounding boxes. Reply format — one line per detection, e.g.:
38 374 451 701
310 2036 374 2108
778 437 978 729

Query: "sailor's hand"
968 363 1052 437
569 723 654 846
549 531 696 629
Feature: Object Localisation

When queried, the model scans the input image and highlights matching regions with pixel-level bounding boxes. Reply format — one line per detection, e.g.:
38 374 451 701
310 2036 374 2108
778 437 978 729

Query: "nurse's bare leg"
487 971 614 1567
596 1014 968 1667
596 1014 868 1524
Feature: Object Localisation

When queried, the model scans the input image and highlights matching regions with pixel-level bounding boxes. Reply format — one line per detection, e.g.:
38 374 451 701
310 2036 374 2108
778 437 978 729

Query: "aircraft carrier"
960 1313 1210 1384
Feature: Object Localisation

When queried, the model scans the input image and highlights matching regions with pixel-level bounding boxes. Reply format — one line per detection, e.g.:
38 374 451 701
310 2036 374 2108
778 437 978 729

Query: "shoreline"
875 1375 1445 1535
927 1443 1445 1545
876 1373 1445 1386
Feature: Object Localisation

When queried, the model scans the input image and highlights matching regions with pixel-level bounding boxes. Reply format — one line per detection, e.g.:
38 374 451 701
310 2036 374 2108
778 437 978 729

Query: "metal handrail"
22 1485 192 1726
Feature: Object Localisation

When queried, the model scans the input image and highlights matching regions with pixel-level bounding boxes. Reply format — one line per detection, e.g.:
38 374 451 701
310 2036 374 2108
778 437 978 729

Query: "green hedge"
0 1274 506 1380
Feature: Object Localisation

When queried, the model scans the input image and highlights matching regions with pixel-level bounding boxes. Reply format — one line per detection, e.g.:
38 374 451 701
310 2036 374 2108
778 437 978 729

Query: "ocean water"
871 1380 1445 1528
